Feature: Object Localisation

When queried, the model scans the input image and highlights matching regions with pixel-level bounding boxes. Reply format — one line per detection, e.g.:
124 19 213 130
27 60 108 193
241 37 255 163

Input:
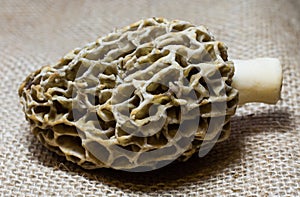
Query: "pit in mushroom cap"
18 17 239 171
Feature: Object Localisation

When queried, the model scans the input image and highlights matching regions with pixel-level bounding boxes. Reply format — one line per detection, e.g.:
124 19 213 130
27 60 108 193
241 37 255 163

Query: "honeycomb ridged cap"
19 17 238 171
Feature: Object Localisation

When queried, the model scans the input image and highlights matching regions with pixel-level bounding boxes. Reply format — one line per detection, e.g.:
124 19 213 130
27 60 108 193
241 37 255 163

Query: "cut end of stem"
231 58 283 105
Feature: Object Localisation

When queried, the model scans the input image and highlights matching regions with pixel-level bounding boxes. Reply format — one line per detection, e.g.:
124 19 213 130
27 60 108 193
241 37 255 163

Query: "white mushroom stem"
231 58 283 105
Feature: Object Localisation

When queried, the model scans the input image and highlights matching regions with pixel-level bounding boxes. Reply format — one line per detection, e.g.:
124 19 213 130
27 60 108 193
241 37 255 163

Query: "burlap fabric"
0 0 299 196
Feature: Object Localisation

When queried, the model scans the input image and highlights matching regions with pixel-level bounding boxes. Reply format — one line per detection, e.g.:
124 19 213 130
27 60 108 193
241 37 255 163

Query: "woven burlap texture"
0 0 299 196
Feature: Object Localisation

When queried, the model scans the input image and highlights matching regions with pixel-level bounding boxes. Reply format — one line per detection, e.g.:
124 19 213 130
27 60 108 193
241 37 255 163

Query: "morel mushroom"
18 17 282 171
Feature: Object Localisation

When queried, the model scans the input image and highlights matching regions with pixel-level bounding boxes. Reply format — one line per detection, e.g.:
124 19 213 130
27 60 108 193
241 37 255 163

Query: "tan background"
0 0 299 196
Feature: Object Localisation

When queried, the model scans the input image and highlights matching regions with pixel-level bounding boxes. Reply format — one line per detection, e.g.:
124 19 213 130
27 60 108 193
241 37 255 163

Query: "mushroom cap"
19 17 238 171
